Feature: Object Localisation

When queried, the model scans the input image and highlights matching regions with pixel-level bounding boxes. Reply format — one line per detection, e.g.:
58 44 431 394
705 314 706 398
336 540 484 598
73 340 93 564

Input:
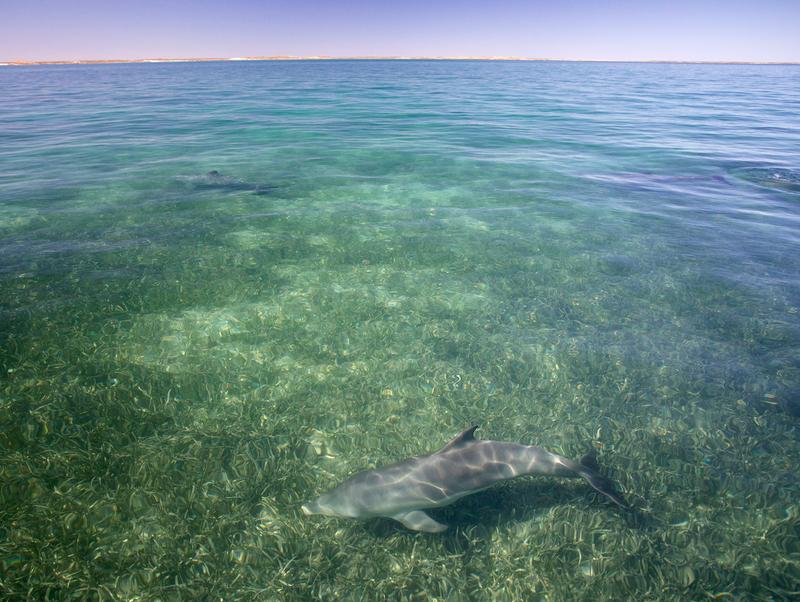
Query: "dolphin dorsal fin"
438 425 479 453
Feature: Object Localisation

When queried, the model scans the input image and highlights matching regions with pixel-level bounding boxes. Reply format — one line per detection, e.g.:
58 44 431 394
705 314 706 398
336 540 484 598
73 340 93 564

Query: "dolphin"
177 170 279 196
302 426 628 533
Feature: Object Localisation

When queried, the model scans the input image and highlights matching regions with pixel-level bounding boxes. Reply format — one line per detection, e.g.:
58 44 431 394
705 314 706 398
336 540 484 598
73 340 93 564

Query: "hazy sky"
1 0 798 62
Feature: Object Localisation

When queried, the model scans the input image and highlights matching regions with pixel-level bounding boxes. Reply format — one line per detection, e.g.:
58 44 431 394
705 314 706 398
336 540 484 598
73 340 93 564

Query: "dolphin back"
455 437 629 510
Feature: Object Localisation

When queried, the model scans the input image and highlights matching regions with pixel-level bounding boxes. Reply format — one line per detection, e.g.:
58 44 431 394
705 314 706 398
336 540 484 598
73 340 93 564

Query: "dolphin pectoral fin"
391 511 448 533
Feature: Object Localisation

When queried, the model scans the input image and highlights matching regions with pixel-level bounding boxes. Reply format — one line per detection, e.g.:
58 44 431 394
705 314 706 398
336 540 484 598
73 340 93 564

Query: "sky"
1 0 798 63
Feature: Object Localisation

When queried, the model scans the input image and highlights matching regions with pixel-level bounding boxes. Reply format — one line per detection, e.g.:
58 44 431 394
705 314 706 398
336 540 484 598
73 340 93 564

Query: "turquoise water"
1 60 799 599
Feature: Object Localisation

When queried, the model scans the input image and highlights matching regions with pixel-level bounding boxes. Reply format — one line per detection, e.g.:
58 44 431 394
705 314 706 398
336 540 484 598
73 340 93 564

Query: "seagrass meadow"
1 60 799 600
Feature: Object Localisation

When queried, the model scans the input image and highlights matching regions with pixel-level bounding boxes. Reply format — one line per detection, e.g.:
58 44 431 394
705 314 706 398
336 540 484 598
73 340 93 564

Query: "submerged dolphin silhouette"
177 170 278 196
302 426 627 532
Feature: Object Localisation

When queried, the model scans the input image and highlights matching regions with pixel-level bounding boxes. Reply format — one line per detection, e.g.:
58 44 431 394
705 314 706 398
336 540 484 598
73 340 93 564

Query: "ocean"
1 60 799 600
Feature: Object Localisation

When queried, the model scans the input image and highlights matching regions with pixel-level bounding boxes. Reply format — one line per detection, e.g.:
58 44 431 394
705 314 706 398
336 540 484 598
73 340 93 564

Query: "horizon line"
2 55 799 66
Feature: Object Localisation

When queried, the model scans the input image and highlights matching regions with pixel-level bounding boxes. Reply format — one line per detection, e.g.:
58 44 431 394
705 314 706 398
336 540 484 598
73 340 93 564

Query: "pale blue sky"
1 0 798 62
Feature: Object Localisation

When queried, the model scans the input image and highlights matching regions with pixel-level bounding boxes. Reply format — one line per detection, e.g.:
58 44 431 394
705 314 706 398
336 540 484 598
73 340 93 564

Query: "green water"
1 60 799 600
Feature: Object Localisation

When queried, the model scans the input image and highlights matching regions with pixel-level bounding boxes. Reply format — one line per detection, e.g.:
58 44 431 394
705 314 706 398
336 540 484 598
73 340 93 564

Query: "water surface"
1 60 799 600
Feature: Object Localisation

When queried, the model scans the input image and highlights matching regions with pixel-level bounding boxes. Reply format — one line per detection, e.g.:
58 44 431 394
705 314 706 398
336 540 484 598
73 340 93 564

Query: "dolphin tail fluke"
579 450 600 471
581 469 629 509
391 510 448 533
574 452 629 510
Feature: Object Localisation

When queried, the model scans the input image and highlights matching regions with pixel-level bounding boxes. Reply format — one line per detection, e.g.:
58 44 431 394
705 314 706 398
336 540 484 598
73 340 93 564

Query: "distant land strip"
2 56 798 66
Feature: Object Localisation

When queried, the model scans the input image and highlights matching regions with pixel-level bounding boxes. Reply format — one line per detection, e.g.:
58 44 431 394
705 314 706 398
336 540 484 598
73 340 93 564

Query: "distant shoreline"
2 56 798 66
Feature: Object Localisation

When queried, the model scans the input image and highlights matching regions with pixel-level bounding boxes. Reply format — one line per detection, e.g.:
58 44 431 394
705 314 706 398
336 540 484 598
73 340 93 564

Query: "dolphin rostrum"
302 426 627 532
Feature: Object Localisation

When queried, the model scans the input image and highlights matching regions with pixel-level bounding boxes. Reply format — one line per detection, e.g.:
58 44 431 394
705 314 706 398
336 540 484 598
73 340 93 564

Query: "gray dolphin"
302 426 627 533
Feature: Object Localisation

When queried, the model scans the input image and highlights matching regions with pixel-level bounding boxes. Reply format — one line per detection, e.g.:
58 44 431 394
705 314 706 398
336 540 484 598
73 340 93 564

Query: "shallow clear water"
1 60 799 599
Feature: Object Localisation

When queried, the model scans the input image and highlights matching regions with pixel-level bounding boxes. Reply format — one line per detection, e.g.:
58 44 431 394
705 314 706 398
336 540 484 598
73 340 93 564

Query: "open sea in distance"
1 60 799 600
